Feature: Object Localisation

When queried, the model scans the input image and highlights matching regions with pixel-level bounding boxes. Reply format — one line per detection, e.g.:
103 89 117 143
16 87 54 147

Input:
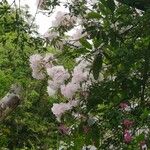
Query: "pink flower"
47 66 70 84
120 102 130 111
61 82 80 99
123 119 134 128
124 130 132 143
51 103 72 118
29 54 45 79
51 100 79 119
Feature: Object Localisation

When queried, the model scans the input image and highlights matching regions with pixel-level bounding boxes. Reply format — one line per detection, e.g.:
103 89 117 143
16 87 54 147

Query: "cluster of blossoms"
30 53 98 149
51 11 76 28
43 10 78 41
42 5 87 48
47 65 70 96
30 53 93 120
51 100 79 119
120 102 135 143
29 53 54 79
119 102 148 149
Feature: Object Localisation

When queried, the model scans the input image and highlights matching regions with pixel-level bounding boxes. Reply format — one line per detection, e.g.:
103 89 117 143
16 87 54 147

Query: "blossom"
52 11 76 28
47 86 56 96
124 130 132 143
43 53 54 68
71 58 90 84
47 66 70 84
72 66 88 84
123 119 134 128
119 102 131 111
43 30 59 41
51 100 79 118
48 80 60 91
66 26 87 46
51 103 72 118
29 54 45 79
61 82 80 99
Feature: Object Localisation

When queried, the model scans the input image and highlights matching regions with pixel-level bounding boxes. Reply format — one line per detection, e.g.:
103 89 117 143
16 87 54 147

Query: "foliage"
0 0 150 149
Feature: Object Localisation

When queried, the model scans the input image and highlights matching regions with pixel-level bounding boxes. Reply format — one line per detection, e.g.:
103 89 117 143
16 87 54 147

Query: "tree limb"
0 84 22 121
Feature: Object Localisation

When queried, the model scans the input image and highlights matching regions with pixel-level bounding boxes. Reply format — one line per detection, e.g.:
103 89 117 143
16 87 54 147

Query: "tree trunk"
0 84 22 121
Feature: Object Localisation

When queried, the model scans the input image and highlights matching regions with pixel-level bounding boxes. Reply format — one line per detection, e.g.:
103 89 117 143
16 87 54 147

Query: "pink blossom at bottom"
124 130 132 143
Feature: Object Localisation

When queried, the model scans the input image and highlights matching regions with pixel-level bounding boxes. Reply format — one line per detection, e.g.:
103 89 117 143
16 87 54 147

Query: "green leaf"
135 134 145 143
106 0 115 12
79 38 92 49
92 52 103 80
87 12 101 19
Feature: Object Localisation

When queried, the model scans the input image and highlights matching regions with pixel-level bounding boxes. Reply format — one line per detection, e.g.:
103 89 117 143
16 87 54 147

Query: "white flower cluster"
48 58 91 118
43 30 59 41
43 10 86 46
29 53 53 79
52 11 76 28
66 25 87 46
51 100 79 119
30 54 92 119
60 59 91 99
47 66 70 96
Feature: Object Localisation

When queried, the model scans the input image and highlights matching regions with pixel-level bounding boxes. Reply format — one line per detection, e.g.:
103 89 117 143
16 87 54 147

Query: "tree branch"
0 84 22 121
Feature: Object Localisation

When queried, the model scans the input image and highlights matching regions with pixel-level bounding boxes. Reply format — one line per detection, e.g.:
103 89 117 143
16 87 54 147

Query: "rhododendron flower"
119 102 130 111
48 80 60 91
43 53 54 68
71 58 91 85
51 103 72 118
61 82 80 99
43 30 59 41
67 25 87 46
47 66 70 84
69 100 79 107
124 130 132 143
47 86 56 96
123 119 134 128
72 67 88 83
51 100 79 119
52 11 76 28
29 54 45 79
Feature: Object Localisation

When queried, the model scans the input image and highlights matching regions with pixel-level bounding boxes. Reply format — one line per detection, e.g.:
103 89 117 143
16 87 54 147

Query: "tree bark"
0 84 22 121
